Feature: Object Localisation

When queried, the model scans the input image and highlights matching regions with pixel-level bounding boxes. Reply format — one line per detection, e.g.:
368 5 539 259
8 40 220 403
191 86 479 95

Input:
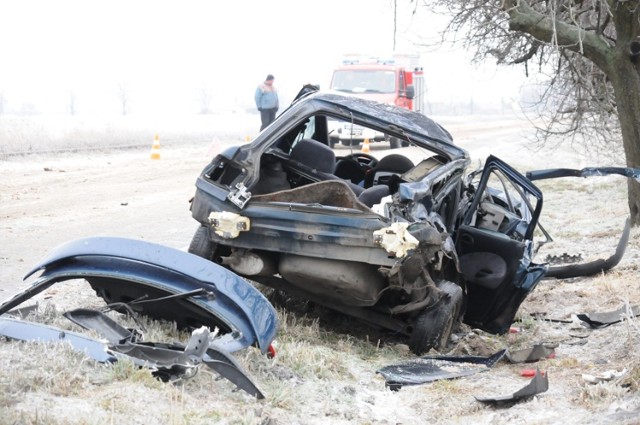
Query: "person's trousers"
260 108 277 131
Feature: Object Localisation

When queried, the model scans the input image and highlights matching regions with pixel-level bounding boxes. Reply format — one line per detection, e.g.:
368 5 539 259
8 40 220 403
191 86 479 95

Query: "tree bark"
609 71 640 226
609 62 640 225
607 4 640 225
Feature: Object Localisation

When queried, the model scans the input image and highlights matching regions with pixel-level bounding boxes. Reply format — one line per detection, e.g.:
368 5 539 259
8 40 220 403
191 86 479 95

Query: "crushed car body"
187 87 553 355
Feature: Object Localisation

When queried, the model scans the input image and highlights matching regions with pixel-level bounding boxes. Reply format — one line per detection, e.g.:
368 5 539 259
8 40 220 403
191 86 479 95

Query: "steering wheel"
334 153 379 185
337 153 379 169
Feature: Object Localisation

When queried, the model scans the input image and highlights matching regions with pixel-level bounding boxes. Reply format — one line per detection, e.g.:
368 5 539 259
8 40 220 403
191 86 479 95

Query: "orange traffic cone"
361 138 371 153
150 134 161 160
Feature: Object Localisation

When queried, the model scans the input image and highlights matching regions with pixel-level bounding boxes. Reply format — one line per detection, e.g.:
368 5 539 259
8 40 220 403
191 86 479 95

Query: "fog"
0 0 530 117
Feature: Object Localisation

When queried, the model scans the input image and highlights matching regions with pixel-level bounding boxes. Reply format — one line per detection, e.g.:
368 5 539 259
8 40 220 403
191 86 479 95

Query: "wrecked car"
187 87 634 355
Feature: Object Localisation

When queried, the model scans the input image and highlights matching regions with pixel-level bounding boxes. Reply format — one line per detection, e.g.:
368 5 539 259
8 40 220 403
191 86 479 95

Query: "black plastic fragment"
506 344 556 363
204 345 265 399
475 369 549 405
63 308 135 344
377 349 507 390
576 304 640 329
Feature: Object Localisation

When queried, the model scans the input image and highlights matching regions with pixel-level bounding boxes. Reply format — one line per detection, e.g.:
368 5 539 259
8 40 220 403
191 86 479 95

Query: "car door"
456 155 547 334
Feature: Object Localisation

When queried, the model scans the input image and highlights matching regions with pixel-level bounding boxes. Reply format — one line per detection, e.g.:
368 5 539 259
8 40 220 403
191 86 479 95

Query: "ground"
0 116 639 424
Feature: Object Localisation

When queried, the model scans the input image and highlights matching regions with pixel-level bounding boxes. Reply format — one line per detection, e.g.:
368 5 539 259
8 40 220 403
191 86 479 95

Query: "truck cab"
328 55 424 148
330 62 415 109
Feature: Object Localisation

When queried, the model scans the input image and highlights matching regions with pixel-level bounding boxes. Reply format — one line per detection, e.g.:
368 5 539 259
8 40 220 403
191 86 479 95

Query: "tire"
440 280 464 328
188 226 215 260
389 137 402 149
408 281 463 355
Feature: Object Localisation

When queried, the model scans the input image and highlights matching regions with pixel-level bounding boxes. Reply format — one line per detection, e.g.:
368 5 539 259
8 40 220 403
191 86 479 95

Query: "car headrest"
374 154 414 173
290 138 336 174
364 154 414 188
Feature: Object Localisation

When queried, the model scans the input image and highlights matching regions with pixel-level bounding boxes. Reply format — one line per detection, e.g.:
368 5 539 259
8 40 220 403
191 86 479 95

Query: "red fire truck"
328 54 425 148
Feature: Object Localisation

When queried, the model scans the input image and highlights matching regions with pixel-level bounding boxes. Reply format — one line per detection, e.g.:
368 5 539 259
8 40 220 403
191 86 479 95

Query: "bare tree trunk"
609 58 640 225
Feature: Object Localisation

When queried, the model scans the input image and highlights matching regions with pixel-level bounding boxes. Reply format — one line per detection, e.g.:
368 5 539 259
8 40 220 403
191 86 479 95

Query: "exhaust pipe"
219 250 278 276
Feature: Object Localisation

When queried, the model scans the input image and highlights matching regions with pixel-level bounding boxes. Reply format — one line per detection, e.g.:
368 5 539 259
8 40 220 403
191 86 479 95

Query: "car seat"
363 154 414 188
286 138 364 195
289 138 336 175
357 185 391 208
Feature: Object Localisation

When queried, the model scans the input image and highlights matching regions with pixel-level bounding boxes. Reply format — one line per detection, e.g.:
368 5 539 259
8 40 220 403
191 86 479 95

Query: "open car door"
456 155 547 334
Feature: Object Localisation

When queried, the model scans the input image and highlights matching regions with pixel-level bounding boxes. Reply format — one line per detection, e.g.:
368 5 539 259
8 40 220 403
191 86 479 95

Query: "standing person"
255 74 279 131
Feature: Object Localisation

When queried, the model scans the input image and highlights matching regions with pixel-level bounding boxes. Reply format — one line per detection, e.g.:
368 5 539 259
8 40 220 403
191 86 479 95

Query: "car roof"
286 91 466 160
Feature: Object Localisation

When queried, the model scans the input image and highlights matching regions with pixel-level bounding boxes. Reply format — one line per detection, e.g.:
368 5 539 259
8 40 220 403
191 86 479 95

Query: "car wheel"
408 281 463 355
188 226 215 260
389 137 402 149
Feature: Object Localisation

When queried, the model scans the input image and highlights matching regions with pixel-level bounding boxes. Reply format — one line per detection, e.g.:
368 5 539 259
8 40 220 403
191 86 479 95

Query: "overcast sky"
0 0 529 116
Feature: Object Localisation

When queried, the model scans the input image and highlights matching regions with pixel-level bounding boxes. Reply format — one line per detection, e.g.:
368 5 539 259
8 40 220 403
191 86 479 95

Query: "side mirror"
404 85 415 100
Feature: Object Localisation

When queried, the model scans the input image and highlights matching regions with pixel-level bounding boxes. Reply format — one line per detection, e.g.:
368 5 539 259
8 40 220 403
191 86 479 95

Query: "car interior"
251 114 435 210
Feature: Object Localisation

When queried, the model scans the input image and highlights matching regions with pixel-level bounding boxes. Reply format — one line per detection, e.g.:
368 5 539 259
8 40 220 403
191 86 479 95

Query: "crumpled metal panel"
0 237 278 354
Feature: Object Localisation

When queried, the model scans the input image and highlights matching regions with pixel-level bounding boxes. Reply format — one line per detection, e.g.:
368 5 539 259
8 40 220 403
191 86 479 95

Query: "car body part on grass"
544 218 631 279
188 86 551 355
576 304 640 329
0 315 265 398
505 344 557 363
0 316 118 363
526 166 640 279
475 369 549 405
376 349 507 390
63 307 265 397
64 308 138 344
0 237 278 354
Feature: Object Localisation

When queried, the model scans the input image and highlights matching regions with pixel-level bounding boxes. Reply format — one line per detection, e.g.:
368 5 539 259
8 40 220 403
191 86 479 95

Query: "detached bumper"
1 237 278 354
